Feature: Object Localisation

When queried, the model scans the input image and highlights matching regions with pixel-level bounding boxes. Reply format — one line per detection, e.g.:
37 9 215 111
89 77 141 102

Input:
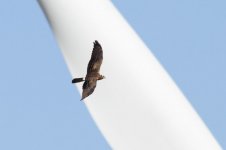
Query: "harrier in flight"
72 40 105 100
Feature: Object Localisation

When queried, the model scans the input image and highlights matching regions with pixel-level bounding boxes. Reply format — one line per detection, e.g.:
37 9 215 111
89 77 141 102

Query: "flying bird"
72 40 105 100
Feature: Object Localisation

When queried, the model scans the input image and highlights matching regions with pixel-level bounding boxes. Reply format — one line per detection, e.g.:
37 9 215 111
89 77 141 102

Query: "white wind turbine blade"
38 0 222 149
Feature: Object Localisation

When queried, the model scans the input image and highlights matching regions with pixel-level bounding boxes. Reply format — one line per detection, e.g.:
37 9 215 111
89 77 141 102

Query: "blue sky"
0 0 225 149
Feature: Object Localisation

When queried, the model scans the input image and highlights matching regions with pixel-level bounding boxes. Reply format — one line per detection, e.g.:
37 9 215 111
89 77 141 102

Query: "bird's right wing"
87 40 103 73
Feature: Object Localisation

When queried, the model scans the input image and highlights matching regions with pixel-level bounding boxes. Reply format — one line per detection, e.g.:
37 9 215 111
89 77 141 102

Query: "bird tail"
72 78 84 83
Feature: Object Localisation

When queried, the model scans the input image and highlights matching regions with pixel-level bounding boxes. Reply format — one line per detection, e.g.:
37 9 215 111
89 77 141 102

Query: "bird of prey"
72 40 105 100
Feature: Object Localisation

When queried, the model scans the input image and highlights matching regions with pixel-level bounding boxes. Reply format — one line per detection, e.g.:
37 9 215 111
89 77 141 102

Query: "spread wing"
81 41 103 100
81 78 97 100
86 40 103 74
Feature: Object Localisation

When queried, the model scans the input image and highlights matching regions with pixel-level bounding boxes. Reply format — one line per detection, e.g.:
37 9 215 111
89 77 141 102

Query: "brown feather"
81 40 104 100
81 77 97 100
86 40 103 74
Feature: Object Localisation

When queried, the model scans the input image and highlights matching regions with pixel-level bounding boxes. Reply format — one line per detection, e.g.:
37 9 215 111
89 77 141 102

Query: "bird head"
99 75 105 80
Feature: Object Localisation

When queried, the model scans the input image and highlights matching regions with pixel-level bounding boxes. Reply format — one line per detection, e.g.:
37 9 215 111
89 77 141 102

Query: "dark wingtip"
94 40 101 47
80 94 85 101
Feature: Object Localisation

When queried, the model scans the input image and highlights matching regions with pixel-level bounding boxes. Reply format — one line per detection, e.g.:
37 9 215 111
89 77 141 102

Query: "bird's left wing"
81 78 97 100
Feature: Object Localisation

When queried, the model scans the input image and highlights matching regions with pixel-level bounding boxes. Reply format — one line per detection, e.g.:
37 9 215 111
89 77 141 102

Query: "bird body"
72 41 105 100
